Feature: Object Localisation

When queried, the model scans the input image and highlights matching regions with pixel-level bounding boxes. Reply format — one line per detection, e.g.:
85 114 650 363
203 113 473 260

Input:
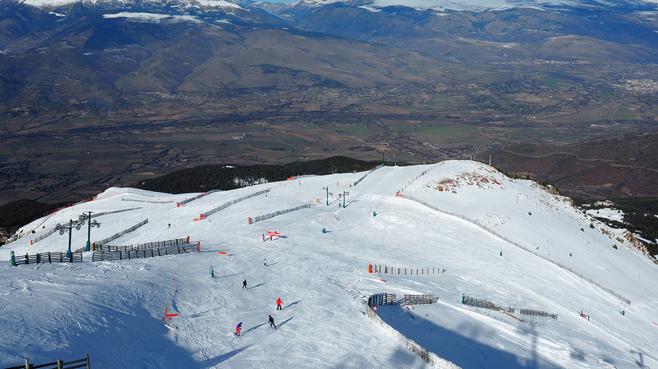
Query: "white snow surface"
196 0 243 9
586 207 625 223
22 0 243 9
1 161 657 368
103 12 201 22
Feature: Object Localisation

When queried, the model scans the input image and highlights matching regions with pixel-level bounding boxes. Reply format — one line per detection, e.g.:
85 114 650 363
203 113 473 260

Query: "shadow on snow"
377 305 562 369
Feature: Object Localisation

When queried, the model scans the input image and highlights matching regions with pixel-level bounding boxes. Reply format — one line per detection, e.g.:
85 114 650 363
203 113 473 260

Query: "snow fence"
396 163 442 194
352 165 383 187
249 204 312 224
13 251 83 266
30 207 142 244
29 227 59 244
365 293 462 369
398 193 632 305
121 198 174 204
201 188 270 219
371 263 446 275
97 236 190 252
177 190 222 207
94 218 149 246
92 243 196 262
461 295 557 320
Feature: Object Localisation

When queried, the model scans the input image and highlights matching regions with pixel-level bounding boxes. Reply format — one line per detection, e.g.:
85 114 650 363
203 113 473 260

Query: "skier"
235 322 242 336
276 297 283 310
242 279 247 289
264 259 267 266
268 315 277 329
210 266 215 278
168 223 171 229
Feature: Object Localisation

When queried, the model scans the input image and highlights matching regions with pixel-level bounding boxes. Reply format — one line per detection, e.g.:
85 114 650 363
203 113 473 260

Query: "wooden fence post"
86 353 90 369
24 356 29 369
56 359 63 369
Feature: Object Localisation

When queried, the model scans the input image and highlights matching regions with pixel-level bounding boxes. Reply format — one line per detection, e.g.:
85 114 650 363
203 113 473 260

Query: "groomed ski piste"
1 161 657 369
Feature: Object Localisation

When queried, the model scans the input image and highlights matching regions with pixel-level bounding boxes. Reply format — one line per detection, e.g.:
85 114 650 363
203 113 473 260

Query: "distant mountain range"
0 0 657 209
17 0 658 11
293 0 658 11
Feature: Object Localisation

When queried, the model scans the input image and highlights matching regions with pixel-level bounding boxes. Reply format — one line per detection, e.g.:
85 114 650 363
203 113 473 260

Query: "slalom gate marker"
164 306 178 321
266 231 281 240
29 240 33 246
248 217 253 225
368 263 373 273
196 241 201 253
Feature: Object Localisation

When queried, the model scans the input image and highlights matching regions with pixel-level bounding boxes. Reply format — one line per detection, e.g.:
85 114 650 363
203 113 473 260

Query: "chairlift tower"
56 219 82 259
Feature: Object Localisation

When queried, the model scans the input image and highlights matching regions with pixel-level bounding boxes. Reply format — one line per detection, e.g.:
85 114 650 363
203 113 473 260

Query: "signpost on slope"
322 186 329 206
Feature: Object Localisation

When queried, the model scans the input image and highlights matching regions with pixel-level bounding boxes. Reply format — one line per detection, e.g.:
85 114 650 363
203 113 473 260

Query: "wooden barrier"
94 237 190 253
461 295 557 319
364 294 461 369
372 263 446 276
461 294 512 313
367 293 397 307
94 219 149 247
30 207 142 245
200 188 270 219
352 165 383 187
403 294 436 306
14 251 83 266
249 204 312 224
520 308 558 320
92 243 195 262
176 190 222 207
4 353 90 369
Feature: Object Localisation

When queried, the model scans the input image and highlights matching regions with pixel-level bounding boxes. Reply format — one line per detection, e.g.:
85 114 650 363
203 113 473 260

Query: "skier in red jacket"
276 297 283 310
235 322 243 336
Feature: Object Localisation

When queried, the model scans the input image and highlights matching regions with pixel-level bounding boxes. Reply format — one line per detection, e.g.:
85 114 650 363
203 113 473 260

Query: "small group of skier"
233 276 285 335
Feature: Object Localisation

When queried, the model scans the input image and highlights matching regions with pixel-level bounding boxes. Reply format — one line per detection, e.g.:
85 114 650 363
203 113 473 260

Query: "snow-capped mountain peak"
20 0 243 10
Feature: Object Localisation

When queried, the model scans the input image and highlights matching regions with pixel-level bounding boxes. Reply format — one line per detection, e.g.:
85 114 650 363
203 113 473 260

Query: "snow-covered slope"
1 161 657 368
